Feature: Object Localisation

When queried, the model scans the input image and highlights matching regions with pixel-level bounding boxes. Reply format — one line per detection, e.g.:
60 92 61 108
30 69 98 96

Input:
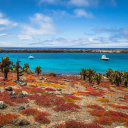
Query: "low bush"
53 102 81 112
49 73 56 77
11 97 29 103
45 87 56 91
20 108 41 116
93 116 112 125
87 109 106 117
104 110 128 118
34 113 51 124
55 120 103 128
0 113 19 126
86 104 105 111
96 98 110 103
109 104 128 109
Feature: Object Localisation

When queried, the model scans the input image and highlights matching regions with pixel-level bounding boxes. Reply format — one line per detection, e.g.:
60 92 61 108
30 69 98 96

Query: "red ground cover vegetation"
0 113 20 126
86 104 128 126
93 116 112 125
34 113 51 124
45 87 56 91
0 91 16 106
109 104 128 109
53 102 81 112
87 109 106 117
72 87 106 97
55 120 103 128
96 98 110 103
11 97 29 103
86 104 105 111
27 93 82 112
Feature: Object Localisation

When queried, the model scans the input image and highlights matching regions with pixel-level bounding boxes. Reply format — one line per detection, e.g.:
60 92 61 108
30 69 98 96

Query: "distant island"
0 48 128 53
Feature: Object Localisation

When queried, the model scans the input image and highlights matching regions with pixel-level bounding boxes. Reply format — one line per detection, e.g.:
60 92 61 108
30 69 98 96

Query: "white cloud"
28 36 128 48
69 0 89 7
37 0 116 7
0 33 8 37
38 0 56 4
0 12 3 18
0 41 13 47
18 13 55 40
0 12 18 30
18 35 32 40
74 9 93 18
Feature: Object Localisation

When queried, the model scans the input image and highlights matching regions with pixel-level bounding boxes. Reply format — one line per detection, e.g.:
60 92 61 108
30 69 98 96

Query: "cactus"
109 70 123 86
95 72 103 85
86 68 95 83
13 58 23 81
24 63 29 72
80 68 87 80
0 56 13 79
35 66 42 75
123 72 128 87
105 68 113 78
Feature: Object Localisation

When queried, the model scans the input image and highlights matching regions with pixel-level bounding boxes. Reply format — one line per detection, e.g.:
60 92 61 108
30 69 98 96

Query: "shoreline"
0 48 128 53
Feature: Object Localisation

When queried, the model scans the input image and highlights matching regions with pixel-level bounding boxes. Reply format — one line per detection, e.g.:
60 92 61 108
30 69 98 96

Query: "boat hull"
100 58 109 61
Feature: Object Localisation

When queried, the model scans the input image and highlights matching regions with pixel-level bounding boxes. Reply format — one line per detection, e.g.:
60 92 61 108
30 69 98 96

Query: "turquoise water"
0 53 128 74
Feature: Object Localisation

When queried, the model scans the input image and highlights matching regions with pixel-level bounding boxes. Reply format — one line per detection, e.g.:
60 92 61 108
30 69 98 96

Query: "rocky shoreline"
0 48 128 53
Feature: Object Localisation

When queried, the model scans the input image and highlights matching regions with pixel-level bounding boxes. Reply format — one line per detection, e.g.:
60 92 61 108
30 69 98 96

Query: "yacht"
100 55 109 60
28 55 34 59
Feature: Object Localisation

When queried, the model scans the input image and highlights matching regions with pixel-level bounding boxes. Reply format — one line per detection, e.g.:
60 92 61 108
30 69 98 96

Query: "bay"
0 53 128 74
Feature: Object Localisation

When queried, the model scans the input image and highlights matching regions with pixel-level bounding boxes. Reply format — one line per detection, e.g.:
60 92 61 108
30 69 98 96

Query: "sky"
0 0 128 48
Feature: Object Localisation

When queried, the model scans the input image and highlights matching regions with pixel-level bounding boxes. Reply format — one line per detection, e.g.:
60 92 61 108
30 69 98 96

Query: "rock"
18 106 25 112
19 119 30 126
10 96 17 99
12 79 17 82
0 82 5 85
19 79 24 82
26 69 34 74
10 91 17 95
57 88 61 91
20 82 27 87
45 91 48 94
90 84 94 86
5 86 12 91
21 91 29 96
18 93 24 98
26 104 30 108
39 77 47 80
3 78 8 81
50 91 54 94
0 101 7 109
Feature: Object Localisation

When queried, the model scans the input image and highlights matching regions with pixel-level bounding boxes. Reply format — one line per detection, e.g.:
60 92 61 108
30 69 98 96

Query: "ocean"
0 52 128 74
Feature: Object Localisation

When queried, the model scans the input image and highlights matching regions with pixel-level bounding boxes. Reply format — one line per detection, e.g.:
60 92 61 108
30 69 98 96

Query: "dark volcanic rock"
18 106 25 112
19 119 30 126
10 91 17 95
0 82 5 85
10 96 17 99
20 82 27 87
5 86 13 91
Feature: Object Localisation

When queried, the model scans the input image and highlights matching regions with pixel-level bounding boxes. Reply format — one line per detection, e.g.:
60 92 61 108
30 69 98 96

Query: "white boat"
100 55 109 60
28 55 34 59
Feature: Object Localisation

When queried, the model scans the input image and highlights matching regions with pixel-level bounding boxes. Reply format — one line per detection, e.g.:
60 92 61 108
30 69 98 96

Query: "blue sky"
0 0 128 48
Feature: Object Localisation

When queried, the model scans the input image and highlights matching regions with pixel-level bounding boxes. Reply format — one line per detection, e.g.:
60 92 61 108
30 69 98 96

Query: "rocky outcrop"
5 86 13 91
20 82 27 87
0 101 7 109
0 48 128 53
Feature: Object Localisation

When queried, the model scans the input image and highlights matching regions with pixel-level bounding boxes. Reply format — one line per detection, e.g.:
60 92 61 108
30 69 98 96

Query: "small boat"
100 55 109 60
28 55 34 59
